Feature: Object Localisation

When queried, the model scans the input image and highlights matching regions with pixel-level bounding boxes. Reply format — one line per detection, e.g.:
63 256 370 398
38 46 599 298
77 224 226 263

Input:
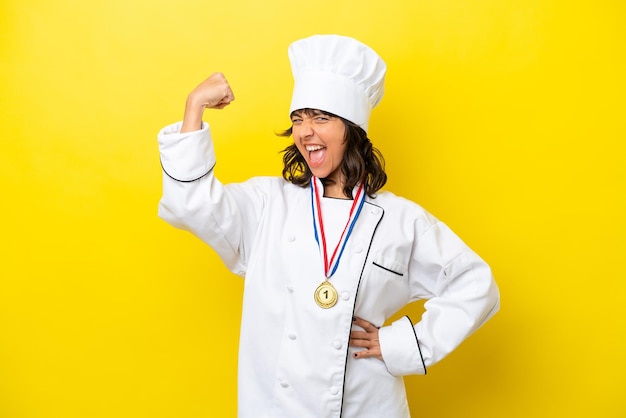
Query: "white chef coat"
157 121 500 417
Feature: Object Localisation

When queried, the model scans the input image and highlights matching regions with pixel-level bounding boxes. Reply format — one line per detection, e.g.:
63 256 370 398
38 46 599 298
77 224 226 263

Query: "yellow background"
1 0 624 417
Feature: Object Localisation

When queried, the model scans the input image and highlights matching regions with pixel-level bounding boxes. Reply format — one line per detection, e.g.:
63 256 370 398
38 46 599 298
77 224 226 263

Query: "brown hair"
279 109 387 198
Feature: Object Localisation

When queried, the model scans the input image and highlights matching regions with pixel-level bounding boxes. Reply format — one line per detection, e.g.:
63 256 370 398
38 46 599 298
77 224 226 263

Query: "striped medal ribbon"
310 176 366 308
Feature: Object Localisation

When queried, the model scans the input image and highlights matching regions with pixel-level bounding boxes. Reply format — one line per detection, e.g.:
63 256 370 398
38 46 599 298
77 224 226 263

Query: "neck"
322 183 349 199
319 168 349 198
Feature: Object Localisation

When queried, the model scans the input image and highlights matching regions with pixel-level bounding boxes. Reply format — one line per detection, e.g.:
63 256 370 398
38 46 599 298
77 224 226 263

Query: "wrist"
181 95 205 133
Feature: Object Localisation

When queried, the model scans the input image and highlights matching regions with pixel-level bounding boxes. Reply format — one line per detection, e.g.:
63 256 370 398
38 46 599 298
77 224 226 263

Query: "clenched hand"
181 72 235 133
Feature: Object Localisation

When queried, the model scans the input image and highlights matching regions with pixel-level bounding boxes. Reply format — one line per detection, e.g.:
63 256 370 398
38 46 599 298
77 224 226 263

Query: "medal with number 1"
314 281 338 308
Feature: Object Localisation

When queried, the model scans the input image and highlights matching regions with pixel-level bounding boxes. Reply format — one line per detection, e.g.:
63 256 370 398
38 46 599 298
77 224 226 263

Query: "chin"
307 164 324 176
311 170 331 179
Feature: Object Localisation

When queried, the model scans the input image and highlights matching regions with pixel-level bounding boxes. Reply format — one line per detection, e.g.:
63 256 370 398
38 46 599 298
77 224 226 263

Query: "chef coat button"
341 292 350 301
286 284 294 293
280 381 289 388
288 333 297 340
355 246 363 254
329 386 340 395
370 208 379 215
332 340 342 350
287 235 296 242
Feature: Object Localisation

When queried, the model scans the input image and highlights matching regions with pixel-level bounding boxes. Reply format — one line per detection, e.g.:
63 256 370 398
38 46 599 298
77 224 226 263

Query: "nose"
295 118 314 139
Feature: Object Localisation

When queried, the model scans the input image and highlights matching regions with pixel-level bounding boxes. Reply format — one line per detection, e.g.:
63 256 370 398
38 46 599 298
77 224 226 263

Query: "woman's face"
291 109 347 185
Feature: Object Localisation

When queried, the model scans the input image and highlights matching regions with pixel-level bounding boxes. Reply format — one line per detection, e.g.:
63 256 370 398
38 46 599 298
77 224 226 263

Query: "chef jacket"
157 121 500 417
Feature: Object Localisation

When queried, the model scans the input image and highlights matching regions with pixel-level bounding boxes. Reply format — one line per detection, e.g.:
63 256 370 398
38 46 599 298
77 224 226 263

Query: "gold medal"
314 280 338 309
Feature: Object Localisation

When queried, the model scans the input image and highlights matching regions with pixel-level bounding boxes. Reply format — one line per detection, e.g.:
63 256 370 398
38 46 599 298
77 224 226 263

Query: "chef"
157 34 500 418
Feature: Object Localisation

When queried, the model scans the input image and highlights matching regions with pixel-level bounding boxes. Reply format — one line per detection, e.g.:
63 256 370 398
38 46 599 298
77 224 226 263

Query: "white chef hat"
288 34 386 133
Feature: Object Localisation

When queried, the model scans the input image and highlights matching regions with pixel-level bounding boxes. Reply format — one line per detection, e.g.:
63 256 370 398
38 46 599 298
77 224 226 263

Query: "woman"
158 34 499 418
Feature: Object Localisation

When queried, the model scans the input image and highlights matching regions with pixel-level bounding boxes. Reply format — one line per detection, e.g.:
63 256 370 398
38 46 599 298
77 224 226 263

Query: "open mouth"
305 145 327 165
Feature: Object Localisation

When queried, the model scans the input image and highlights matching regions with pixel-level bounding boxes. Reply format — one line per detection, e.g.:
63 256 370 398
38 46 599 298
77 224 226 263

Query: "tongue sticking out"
309 148 326 165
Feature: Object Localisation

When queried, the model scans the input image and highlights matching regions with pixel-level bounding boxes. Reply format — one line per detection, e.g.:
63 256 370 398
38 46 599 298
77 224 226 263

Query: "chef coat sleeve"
378 216 500 376
157 121 264 276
